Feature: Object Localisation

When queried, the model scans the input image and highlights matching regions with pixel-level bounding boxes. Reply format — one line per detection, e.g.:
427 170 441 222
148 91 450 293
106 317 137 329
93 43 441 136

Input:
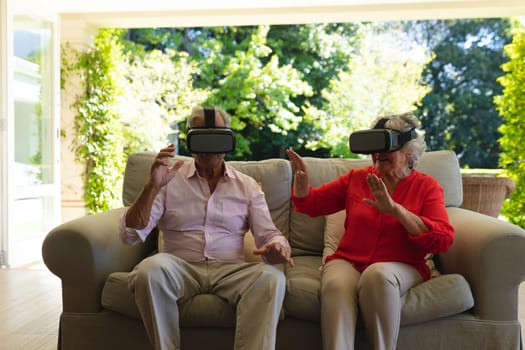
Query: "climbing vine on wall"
61 29 126 214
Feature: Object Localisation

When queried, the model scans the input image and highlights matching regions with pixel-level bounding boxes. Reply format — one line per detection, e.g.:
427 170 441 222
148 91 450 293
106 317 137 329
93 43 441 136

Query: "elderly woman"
286 112 454 350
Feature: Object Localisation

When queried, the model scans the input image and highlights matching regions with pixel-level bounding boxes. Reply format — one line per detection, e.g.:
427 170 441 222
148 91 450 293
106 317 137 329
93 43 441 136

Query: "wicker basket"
460 176 515 218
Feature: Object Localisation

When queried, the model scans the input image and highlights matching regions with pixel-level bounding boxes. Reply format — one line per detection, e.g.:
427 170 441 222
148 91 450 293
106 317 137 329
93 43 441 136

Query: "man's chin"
194 153 224 165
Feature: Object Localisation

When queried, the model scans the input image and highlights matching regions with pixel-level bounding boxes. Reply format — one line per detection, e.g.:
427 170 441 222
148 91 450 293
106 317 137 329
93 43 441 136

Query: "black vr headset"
186 107 236 154
349 118 417 154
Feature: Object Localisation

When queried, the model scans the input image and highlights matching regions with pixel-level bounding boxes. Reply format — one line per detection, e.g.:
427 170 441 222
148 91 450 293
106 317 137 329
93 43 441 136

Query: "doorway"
1 0 60 267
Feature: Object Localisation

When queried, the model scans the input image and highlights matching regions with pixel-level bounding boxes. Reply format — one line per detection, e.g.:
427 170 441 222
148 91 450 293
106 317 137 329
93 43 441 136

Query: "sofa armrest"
441 207 525 321
42 208 155 313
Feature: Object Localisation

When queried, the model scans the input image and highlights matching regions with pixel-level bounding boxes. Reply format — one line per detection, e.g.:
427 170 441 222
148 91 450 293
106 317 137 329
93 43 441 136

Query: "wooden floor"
0 263 61 350
0 263 525 350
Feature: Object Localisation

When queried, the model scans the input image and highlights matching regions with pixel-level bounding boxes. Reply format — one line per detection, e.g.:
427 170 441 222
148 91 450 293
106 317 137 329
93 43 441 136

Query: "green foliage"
267 23 361 106
62 29 126 213
414 19 512 168
116 47 207 154
495 21 525 227
263 24 362 158
126 24 362 159
305 24 431 157
198 26 313 159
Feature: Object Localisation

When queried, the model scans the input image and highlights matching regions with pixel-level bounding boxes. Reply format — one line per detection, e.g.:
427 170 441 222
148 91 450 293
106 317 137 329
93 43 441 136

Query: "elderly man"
120 105 293 350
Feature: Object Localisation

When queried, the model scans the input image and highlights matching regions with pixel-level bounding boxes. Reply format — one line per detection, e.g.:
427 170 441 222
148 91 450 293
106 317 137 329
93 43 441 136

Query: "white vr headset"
186 107 236 154
349 118 417 154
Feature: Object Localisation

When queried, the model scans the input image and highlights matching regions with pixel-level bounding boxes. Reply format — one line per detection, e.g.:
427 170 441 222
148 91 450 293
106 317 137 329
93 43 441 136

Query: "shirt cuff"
119 207 150 244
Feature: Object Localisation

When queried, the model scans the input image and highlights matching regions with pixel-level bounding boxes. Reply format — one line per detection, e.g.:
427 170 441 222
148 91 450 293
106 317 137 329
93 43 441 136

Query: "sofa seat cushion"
284 256 322 322
102 272 236 327
282 257 473 326
103 262 473 328
401 273 474 325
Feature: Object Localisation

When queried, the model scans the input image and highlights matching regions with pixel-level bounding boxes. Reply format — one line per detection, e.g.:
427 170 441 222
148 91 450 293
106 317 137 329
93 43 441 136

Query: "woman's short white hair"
370 112 427 169
186 105 231 129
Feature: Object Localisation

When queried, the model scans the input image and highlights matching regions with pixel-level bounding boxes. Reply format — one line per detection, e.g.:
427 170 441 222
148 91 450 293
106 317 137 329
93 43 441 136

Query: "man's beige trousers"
129 253 286 350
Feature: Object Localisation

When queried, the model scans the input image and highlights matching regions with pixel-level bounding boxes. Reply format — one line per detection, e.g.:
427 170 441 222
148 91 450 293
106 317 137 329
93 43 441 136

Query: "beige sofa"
43 150 525 350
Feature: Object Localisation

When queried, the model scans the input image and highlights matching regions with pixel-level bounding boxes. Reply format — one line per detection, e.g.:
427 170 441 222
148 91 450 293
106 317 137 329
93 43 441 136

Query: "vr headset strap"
374 118 388 129
375 118 416 144
204 107 216 128
399 128 417 144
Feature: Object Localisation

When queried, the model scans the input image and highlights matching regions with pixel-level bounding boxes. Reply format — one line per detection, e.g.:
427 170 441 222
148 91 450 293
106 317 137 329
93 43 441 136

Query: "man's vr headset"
349 118 417 154
186 107 236 154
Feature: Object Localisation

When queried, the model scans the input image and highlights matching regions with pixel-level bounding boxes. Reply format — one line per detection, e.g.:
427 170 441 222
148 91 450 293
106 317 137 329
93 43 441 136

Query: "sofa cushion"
229 159 292 237
401 273 474 325
323 210 346 263
283 257 473 326
283 256 322 322
103 259 473 328
243 231 263 262
417 150 462 207
102 272 142 320
102 272 236 327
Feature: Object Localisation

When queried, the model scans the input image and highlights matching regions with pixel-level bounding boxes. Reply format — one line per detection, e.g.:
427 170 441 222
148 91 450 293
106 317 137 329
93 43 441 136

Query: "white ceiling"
54 0 525 28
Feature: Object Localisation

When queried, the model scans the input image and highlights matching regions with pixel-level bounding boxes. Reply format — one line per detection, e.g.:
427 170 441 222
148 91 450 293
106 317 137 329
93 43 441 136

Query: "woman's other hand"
286 149 309 198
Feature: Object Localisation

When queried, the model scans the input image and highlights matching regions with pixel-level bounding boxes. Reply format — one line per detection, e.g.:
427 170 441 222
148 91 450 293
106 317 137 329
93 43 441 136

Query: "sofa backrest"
122 150 462 256
227 159 292 237
123 152 169 207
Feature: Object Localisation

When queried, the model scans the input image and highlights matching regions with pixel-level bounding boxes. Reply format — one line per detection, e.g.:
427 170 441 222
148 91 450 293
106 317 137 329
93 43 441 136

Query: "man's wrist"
144 181 161 194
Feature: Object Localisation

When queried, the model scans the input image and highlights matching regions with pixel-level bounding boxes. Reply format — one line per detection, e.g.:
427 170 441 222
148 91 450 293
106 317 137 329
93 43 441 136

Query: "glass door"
1 0 60 267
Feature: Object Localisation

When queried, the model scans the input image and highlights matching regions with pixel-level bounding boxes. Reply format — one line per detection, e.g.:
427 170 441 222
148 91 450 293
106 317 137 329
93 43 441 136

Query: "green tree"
305 24 431 157
116 48 207 155
414 19 512 168
262 23 362 157
201 26 313 159
125 25 362 159
266 23 361 107
495 21 525 227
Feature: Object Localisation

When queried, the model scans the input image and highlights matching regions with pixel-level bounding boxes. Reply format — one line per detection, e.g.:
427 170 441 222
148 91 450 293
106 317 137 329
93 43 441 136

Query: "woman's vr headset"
349 118 417 154
186 107 236 154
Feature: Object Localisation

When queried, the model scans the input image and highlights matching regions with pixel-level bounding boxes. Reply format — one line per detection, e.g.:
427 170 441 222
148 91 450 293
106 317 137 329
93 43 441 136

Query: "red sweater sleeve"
292 171 353 217
406 177 454 254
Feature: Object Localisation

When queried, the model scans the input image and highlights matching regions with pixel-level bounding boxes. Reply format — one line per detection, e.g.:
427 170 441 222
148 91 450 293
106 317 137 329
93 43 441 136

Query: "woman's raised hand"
363 173 397 214
286 149 309 198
